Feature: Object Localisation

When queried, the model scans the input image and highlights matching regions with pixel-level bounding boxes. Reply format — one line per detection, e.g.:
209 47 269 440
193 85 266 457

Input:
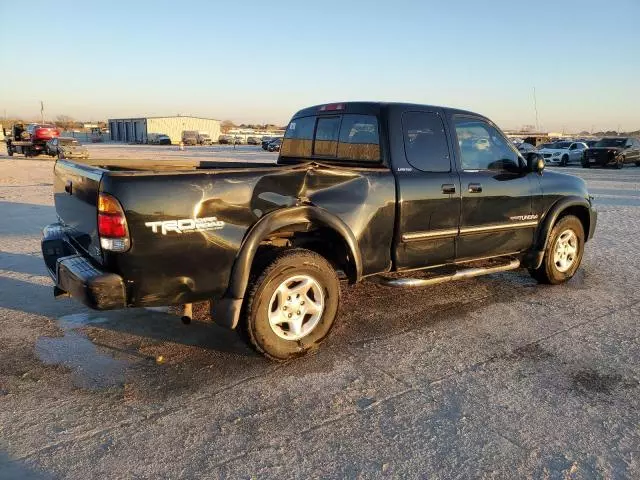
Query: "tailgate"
54 160 104 264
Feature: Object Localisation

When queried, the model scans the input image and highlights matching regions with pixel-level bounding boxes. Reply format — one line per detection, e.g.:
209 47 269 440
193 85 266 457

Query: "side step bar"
379 259 521 287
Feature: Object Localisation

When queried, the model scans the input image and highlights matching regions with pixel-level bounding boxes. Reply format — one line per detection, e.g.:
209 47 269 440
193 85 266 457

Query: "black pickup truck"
42 102 597 360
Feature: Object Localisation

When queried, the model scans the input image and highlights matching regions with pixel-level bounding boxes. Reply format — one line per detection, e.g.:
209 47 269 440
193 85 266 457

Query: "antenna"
532 87 540 132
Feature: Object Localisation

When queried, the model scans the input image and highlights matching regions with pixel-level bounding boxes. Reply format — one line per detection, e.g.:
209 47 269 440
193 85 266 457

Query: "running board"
379 259 521 287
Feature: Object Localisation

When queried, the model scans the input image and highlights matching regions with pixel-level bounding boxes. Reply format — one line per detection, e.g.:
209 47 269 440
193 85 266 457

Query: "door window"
569 143 577 150
454 118 521 171
402 112 451 172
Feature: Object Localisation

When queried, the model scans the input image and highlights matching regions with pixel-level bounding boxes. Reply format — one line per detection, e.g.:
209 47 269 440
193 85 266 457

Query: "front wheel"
240 248 340 361
616 156 624 169
529 215 584 285
561 155 568 166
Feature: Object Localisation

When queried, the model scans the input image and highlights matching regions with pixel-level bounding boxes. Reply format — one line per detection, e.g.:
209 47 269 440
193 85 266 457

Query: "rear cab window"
280 113 381 165
402 112 451 172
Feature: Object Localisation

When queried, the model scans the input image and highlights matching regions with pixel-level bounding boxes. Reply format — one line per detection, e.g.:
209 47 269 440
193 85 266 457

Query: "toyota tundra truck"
42 102 597 360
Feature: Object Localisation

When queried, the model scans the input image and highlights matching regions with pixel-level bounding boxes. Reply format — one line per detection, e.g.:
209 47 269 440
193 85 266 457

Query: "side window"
569 143 577 150
402 112 451 172
280 116 315 157
314 117 340 157
337 114 380 162
454 118 521 171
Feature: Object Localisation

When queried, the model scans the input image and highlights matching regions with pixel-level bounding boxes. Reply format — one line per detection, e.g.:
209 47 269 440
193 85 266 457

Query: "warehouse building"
107 116 221 144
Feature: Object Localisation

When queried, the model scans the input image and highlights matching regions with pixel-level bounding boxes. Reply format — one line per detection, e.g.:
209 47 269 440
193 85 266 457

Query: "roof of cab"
290 101 484 120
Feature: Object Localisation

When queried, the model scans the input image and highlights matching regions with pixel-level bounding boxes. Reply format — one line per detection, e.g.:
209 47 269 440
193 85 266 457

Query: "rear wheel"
240 248 340 361
529 215 584 285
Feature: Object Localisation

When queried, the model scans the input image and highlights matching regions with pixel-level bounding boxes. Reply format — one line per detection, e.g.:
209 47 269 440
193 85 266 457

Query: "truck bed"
73 157 278 172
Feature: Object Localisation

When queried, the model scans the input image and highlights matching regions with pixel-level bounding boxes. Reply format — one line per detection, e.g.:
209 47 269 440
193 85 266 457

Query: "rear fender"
212 205 362 329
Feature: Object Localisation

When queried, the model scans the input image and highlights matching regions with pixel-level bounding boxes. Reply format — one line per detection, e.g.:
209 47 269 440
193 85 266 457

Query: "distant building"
107 116 221 144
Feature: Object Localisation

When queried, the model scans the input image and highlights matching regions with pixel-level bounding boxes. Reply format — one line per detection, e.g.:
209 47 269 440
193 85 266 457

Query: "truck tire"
7 145 13 156
240 248 340 361
528 215 584 285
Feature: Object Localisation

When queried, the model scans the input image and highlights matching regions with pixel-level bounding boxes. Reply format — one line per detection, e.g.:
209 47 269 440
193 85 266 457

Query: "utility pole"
40 101 44 123
533 87 540 132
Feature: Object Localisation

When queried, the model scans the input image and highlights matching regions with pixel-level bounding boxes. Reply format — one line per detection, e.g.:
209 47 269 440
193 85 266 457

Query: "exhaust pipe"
181 303 193 324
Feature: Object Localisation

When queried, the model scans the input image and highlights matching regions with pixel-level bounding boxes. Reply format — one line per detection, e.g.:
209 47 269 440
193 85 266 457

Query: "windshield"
594 138 626 147
554 142 571 149
540 143 555 149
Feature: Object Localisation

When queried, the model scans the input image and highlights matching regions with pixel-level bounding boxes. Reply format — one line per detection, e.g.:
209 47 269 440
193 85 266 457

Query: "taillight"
98 193 130 252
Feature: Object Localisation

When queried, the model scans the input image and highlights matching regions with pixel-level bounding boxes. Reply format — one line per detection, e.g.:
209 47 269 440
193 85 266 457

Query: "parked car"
219 135 233 144
46 137 89 159
42 101 597 361
148 133 172 145
517 142 537 155
233 136 245 145
156 134 171 145
537 141 588 166
261 137 274 150
247 136 261 145
197 132 212 145
583 137 640 168
267 138 282 152
181 131 198 146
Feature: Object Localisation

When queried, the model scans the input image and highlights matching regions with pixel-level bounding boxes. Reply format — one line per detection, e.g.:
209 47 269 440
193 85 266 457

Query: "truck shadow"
0 201 57 236
0 251 49 276
0 451 53 480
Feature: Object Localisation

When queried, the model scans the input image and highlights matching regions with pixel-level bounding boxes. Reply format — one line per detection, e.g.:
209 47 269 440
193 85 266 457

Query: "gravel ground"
1 147 639 479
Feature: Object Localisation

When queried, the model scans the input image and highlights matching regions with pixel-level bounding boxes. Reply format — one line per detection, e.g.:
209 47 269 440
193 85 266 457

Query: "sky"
1 0 639 132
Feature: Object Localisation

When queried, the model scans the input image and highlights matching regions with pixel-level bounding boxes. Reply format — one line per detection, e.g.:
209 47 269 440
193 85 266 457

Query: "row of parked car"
513 137 640 168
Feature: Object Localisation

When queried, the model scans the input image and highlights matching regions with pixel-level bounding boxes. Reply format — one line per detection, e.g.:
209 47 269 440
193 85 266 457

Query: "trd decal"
145 217 224 235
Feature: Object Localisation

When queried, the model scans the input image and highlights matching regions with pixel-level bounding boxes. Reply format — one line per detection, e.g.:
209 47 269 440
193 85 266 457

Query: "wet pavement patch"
36 313 130 390
570 369 638 395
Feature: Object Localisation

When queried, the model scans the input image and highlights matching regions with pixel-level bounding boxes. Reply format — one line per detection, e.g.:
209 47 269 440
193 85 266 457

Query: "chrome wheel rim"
553 229 578 273
268 274 325 341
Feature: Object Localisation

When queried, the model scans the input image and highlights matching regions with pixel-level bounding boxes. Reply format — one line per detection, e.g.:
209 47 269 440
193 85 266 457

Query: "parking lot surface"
1 149 639 479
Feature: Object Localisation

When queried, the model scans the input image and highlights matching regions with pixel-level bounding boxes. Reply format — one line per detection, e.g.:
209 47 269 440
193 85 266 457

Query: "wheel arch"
212 205 362 329
535 196 592 252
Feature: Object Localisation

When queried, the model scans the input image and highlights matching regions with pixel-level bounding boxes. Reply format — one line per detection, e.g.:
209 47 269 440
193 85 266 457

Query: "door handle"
468 183 482 193
441 184 456 194
64 180 72 194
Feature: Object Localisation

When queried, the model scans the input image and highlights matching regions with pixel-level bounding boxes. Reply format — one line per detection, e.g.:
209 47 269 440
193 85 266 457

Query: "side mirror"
526 152 545 173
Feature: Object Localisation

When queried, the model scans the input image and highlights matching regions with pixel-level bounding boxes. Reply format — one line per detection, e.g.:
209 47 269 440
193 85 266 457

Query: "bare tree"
221 120 236 133
55 115 76 130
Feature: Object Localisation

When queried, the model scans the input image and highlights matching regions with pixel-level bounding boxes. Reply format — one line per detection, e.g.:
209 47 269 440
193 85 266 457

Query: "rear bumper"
42 223 126 310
